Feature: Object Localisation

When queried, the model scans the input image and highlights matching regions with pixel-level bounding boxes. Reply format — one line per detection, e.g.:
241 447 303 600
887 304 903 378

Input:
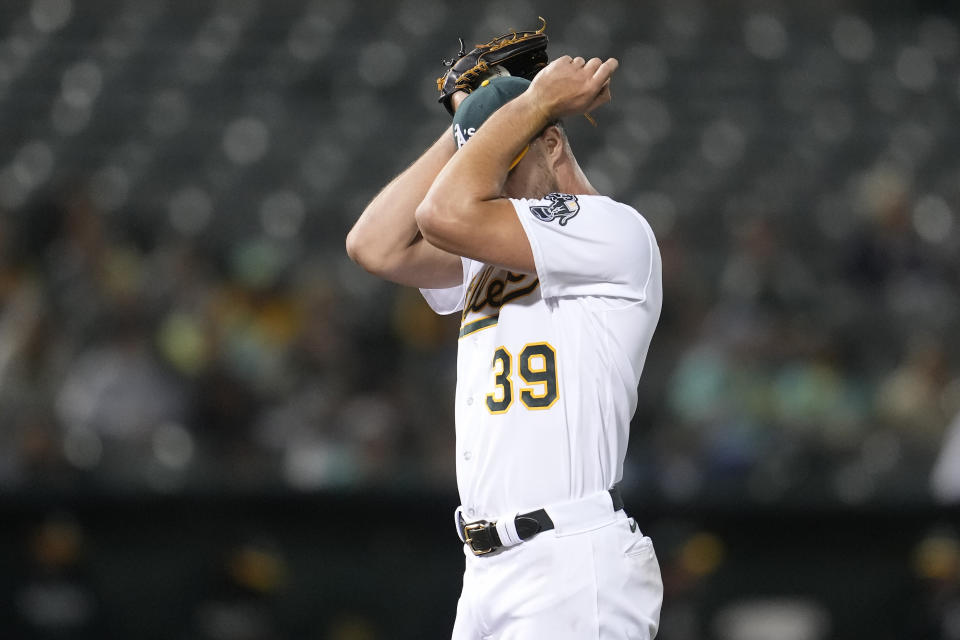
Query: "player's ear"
540 124 565 161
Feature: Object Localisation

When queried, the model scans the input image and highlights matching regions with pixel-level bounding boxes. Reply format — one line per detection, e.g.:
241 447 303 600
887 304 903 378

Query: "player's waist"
455 487 625 557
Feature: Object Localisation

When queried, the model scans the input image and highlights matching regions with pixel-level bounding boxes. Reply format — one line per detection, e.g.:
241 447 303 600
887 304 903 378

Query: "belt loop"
609 485 624 512
495 513 523 547
454 506 466 543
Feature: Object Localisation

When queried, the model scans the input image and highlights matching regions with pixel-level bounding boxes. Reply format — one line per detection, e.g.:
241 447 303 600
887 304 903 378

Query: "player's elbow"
414 198 440 243
415 196 460 251
345 226 364 265
345 226 386 276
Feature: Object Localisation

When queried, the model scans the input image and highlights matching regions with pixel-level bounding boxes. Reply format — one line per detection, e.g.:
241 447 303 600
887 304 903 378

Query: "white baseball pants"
451 496 662 639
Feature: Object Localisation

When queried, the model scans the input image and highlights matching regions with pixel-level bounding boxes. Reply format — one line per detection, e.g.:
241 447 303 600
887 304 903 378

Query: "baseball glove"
436 17 549 116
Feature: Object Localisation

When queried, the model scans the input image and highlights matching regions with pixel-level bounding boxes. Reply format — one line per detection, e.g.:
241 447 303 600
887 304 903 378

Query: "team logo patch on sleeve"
529 193 579 226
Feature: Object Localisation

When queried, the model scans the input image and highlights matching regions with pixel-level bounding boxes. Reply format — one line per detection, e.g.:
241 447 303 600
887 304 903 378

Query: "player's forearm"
427 94 547 209
413 93 546 273
346 131 456 274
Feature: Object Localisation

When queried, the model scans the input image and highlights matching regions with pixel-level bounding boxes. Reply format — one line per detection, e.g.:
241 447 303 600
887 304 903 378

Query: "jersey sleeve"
419 256 473 315
512 194 658 301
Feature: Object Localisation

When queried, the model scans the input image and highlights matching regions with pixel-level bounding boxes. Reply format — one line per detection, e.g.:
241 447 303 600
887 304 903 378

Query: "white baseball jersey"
421 193 662 521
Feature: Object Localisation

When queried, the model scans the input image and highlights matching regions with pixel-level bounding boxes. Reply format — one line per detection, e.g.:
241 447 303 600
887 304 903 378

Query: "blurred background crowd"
0 0 959 638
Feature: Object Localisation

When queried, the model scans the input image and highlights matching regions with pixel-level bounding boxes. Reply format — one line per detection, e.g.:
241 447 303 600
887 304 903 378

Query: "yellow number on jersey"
486 347 514 413
485 342 558 414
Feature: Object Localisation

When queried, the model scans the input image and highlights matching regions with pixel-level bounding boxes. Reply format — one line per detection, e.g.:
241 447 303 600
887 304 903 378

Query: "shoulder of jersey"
526 192 582 226
525 193 647 227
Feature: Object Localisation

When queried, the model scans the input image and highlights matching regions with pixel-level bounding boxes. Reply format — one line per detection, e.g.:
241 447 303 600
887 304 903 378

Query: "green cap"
452 76 531 149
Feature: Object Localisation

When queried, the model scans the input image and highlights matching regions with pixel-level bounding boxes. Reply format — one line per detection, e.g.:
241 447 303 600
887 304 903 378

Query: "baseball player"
346 25 663 639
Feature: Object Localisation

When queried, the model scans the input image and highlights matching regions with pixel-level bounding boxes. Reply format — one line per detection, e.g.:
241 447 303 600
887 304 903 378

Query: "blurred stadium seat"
2 0 957 505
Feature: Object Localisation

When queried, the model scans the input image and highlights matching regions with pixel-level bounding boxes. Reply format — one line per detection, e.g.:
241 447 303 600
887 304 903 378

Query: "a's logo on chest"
460 268 539 338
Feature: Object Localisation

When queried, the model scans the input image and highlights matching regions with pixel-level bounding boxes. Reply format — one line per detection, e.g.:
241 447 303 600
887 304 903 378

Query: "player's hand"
527 56 618 121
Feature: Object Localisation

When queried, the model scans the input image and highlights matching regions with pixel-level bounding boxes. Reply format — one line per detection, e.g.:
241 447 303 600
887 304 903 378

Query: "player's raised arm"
345 129 464 289
415 56 619 274
346 24 552 289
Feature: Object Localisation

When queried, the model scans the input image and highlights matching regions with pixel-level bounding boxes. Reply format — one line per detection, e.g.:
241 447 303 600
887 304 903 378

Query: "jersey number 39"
486 342 558 413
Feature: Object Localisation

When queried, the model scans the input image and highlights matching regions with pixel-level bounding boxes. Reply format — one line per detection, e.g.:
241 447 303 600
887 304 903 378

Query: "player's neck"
555 156 599 196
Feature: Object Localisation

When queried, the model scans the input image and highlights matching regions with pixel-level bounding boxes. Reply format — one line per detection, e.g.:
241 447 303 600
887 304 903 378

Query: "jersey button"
463 451 472 461
466 397 474 406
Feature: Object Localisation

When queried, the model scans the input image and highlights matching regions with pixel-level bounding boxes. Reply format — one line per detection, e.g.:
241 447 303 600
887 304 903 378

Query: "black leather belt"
458 487 624 556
